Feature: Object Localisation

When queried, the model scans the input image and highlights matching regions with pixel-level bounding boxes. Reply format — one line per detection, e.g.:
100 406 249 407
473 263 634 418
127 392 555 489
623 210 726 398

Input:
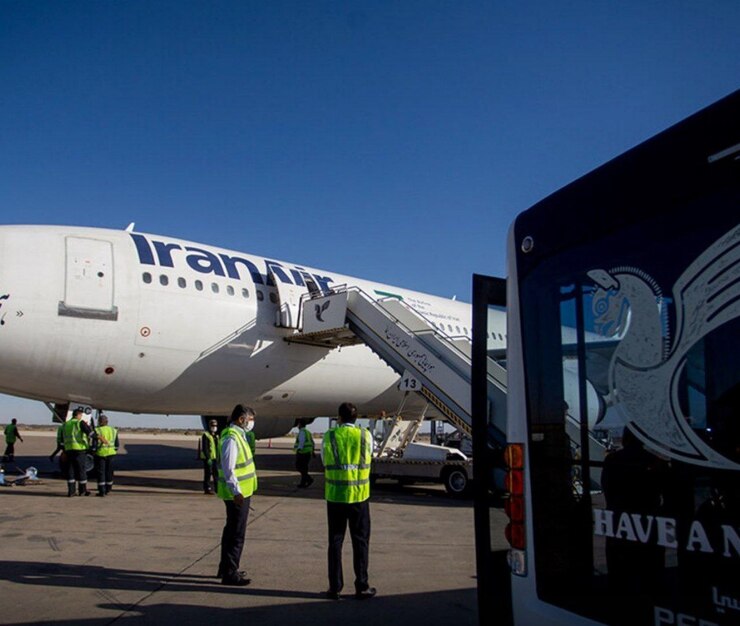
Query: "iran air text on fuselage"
130 233 335 292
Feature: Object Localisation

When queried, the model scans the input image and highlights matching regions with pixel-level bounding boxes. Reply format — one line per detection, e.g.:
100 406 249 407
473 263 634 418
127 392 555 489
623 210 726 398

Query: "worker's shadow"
0 559 482 626
0 559 317 598
91 588 480 626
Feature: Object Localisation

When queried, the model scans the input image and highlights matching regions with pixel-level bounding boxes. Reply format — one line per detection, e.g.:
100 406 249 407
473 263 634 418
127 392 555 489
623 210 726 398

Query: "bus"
473 90 739 626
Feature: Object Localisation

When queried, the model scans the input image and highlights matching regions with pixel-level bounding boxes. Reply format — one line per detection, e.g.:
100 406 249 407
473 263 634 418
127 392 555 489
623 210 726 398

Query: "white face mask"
210 427 217 433
243 420 254 432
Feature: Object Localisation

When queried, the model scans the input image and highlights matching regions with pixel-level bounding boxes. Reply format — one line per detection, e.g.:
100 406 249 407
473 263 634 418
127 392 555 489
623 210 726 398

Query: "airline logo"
130 233 335 292
315 300 330 322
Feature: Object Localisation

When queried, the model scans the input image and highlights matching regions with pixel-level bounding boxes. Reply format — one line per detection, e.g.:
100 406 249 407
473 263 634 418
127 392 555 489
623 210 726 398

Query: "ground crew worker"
94 414 119 497
216 404 257 586
62 409 93 496
322 402 376 600
293 419 315 487
3 418 23 462
200 419 219 494
243 413 256 456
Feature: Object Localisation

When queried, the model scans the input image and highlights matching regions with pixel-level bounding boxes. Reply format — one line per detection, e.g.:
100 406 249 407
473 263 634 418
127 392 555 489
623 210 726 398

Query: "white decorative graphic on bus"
588 224 740 471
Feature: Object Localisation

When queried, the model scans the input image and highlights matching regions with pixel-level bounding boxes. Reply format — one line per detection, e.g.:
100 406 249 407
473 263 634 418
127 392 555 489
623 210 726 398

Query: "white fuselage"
0 226 507 434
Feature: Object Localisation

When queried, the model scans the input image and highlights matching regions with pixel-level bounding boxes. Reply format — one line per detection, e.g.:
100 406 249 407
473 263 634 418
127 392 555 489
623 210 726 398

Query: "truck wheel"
442 467 469 496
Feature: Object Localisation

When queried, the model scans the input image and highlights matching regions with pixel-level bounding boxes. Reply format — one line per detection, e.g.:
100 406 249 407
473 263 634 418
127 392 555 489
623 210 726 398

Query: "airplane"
0 224 513 438
0 224 603 440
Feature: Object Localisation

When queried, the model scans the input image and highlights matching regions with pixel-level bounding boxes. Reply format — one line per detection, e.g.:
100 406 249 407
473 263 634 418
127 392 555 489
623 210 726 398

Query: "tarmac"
0 431 512 625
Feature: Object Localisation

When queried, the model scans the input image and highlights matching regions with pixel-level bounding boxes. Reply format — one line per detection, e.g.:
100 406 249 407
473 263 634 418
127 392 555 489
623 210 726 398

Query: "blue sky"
2 2 738 428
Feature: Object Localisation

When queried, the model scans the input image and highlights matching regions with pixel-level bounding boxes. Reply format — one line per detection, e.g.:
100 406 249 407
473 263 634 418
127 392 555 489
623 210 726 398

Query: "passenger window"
257 290 264 301
195 280 203 291
227 285 235 296
142 272 152 284
159 275 169 286
448 324 453 333
178 277 186 288
269 292 278 304
455 325 461 334
212 283 219 294
242 288 250 299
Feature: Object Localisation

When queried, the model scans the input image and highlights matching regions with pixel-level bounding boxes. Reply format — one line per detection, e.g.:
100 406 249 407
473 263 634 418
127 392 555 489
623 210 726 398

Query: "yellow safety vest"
63 419 88 451
323 426 372 503
95 426 117 457
293 429 314 454
244 430 256 456
200 431 218 461
4 424 17 444
217 426 257 500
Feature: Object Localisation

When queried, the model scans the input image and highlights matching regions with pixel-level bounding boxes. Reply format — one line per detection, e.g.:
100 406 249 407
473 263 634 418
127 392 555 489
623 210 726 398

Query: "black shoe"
217 568 246 579
324 590 341 600
96 492 105 497
306 476 314 487
80 490 91 497
221 575 251 586
355 587 376 600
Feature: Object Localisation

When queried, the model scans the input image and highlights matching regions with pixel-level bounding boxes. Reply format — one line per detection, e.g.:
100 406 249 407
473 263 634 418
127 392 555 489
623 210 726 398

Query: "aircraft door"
59 236 118 320
269 271 308 329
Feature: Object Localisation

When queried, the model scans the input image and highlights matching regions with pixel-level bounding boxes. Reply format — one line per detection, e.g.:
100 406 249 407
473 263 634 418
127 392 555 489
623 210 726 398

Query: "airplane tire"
442 466 469 497
58 452 97 477
85 453 95 476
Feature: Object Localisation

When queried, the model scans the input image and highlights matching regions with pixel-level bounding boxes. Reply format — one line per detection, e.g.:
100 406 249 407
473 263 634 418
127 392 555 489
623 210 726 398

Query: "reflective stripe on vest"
217 427 257 500
293 429 314 454
200 431 217 461
323 427 371 503
95 426 117 457
63 420 87 451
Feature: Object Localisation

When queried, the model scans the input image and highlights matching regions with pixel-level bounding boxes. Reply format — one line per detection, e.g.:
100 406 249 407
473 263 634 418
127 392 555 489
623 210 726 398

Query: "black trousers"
96 456 114 492
202 460 217 492
327 500 371 593
296 452 312 484
3 442 15 460
219 497 251 579
65 450 88 494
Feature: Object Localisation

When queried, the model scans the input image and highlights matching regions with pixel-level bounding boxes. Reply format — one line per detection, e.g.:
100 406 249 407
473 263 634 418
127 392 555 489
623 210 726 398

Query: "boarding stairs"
372 394 429 459
285 286 507 448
